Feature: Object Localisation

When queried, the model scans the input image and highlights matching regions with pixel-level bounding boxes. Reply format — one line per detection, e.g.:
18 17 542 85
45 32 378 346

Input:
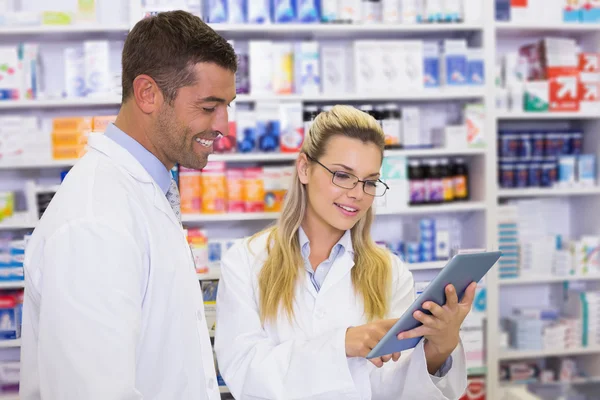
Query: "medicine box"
524 81 550 112
564 0 582 22
423 42 440 88
441 40 467 86
581 0 600 22
0 295 21 340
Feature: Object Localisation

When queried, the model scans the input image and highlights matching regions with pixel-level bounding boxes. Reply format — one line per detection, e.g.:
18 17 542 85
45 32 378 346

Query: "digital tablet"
366 251 502 359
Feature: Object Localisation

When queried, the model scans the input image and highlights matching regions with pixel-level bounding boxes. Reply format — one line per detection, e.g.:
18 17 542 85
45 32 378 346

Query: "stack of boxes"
496 0 600 24
0 236 25 283
497 205 519 279
50 115 114 160
563 290 600 347
178 162 294 215
505 307 582 351
515 38 600 113
0 44 39 101
0 290 23 341
404 219 451 263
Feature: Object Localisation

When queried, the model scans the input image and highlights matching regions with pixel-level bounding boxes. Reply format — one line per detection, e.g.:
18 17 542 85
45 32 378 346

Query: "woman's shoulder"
223 229 272 266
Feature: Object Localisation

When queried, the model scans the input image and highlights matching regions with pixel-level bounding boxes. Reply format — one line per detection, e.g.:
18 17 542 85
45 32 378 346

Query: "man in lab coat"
19 11 237 400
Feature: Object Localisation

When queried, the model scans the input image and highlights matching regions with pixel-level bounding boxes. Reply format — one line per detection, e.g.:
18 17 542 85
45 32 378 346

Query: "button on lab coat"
20 133 219 400
215 232 467 400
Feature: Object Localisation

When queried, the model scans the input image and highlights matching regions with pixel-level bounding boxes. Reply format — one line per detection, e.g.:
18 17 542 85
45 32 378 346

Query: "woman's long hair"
252 105 392 324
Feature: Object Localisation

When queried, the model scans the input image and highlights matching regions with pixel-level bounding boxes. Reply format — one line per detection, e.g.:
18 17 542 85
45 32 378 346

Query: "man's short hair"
121 10 237 104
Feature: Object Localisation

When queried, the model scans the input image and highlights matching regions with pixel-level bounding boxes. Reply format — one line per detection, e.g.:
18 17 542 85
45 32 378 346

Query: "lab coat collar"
297 227 355 296
87 133 181 228
298 227 354 259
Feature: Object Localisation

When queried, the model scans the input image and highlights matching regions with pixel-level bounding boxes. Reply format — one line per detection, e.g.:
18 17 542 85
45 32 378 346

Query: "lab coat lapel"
87 133 182 229
318 250 355 296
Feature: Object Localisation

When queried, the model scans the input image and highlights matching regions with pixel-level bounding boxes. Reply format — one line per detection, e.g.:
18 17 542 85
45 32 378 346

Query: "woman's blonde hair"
252 105 392 324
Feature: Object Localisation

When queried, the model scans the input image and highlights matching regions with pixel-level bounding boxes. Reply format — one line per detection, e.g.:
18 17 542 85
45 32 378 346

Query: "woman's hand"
345 319 402 368
396 282 477 374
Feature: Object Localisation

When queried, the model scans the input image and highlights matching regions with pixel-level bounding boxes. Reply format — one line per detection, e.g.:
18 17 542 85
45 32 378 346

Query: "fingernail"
448 286 454 293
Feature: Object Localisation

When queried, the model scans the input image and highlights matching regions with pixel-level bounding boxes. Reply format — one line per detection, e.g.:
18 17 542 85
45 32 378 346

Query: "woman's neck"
301 211 345 262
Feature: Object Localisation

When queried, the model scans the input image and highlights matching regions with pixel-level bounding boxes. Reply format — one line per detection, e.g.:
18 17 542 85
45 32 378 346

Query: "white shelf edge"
407 261 446 271
495 21 600 31
499 275 600 286
182 202 486 223
497 111 600 120
0 339 21 348
500 376 600 388
0 222 36 231
0 394 19 400
376 201 487 216
183 212 279 223
209 22 484 33
499 346 600 361
0 281 24 289
0 148 486 169
236 88 485 102
0 97 121 109
498 187 600 199
0 24 130 35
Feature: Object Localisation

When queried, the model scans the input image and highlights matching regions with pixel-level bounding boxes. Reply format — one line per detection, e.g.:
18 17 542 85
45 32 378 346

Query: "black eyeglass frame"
305 154 390 197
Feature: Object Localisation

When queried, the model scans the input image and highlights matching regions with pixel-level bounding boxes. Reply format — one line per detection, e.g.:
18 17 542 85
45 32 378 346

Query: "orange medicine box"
51 130 88 147
244 167 264 212
226 168 245 213
263 166 286 212
200 162 227 214
52 117 92 133
92 115 117 133
186 228 208 274
179 167 202 214
52 144 87 160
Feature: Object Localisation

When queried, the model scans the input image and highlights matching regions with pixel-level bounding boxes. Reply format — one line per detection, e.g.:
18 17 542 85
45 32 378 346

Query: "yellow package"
200 162 226 214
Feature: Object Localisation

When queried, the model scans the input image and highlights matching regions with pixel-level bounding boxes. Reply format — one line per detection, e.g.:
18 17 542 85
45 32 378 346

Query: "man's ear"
297 154 310 185
132 74 163 114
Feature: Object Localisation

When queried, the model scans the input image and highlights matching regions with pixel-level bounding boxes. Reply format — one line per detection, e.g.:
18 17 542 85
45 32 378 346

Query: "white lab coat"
215 231 467 400
20 133 219 400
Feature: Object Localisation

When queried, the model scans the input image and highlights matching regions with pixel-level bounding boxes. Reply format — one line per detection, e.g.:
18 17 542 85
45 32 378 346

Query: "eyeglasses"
306 155 389 197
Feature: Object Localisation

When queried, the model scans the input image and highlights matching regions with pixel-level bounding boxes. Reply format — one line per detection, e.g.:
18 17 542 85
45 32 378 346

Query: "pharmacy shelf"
219 386 230 394
407 261 446 271
0 24 130 36
496 111 600 120
0 221 36 231
499 346 600 361
0 148 486 170
499 275 600 286
495 21 600 32
235 87 486 103
0 281 24 289
0 97 121 110
0 339 21 349
498 187 600 199
182 202 487 223
183 212 279 223
198 271 220 281
377 201 488 216
501 376 600 388
209 22 484 35
0 395 19 400
0 89 482 109
0 159 78 170
385 147 487 158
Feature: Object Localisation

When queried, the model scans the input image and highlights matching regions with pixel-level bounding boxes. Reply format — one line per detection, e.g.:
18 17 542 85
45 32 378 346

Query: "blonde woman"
214 105 473 399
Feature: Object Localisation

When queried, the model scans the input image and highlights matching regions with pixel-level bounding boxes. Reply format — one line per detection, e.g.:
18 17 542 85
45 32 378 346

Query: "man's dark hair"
121 10 237 104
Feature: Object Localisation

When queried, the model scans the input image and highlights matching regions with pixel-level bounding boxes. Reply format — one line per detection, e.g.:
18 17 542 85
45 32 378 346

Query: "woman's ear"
297 154 310 184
